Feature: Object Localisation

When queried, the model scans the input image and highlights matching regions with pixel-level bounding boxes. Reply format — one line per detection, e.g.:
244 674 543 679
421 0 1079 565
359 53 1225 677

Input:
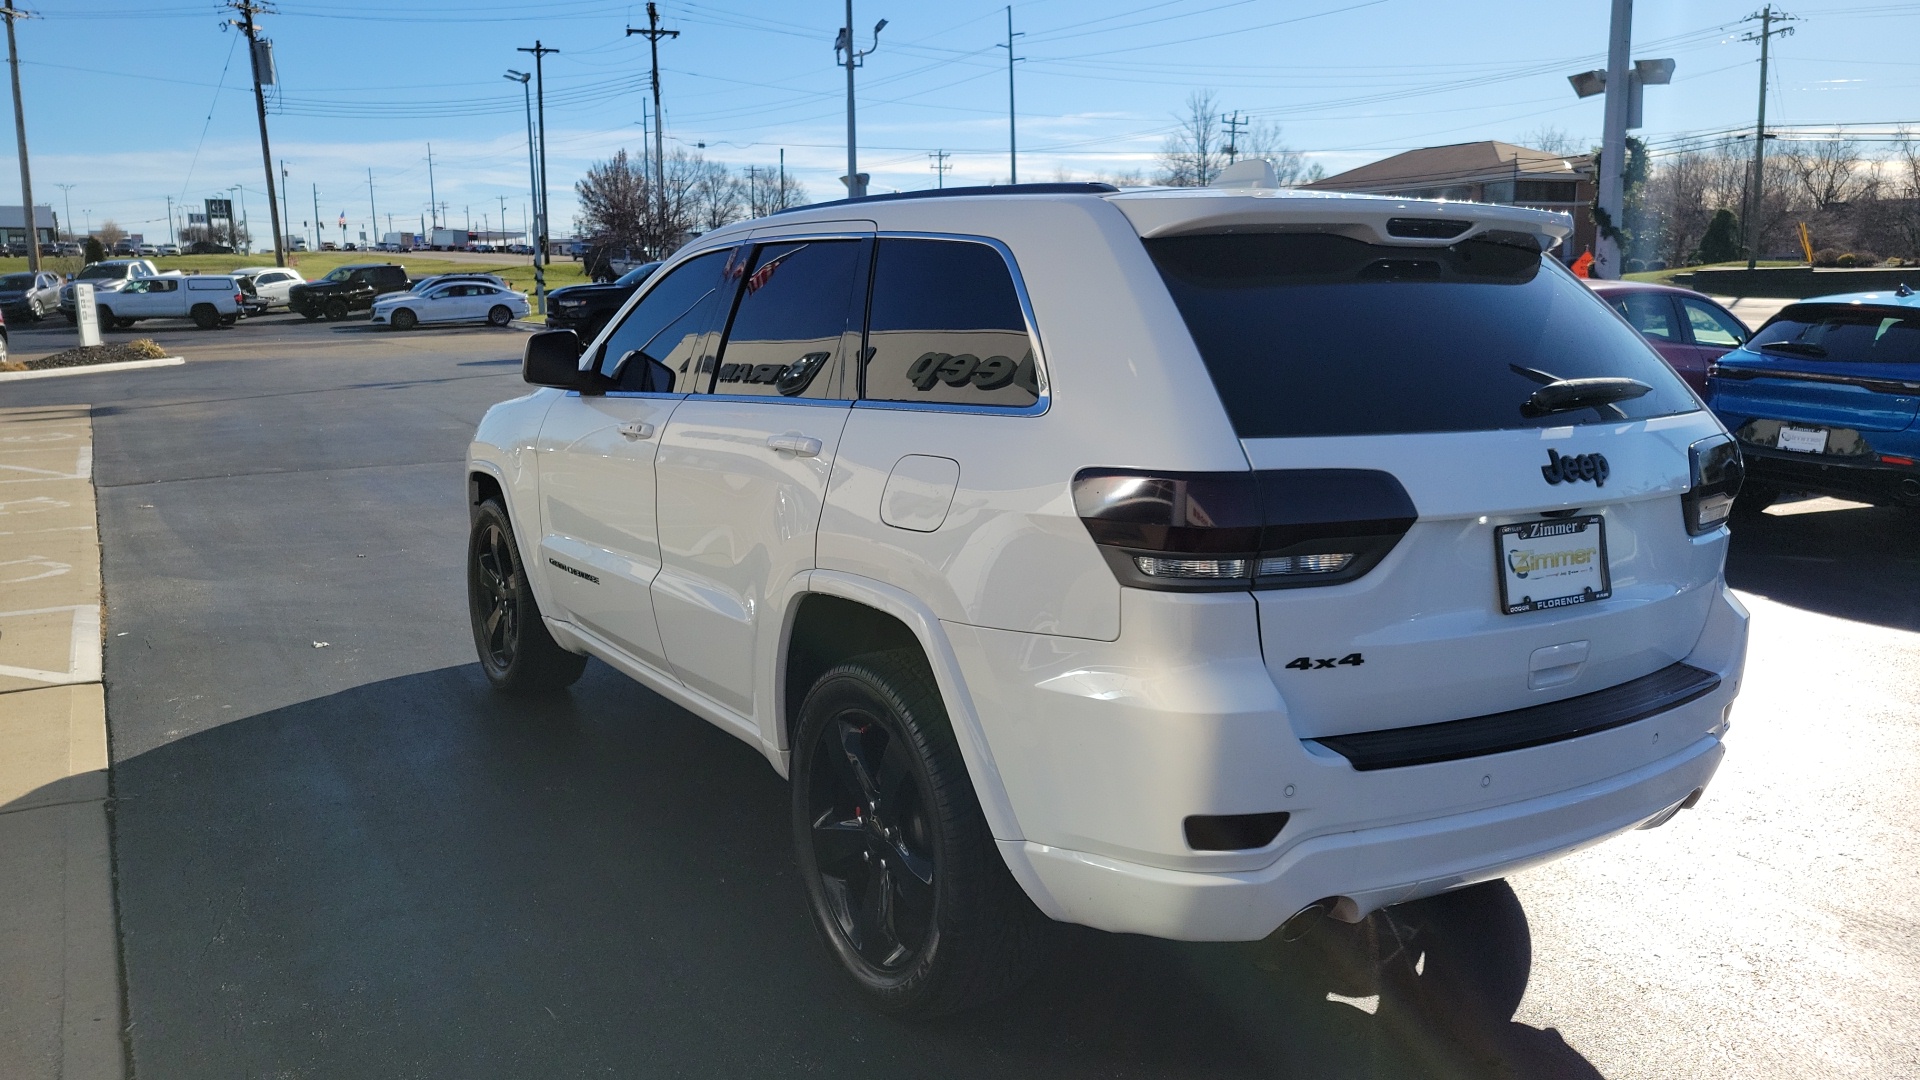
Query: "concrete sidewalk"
0 404 125 1080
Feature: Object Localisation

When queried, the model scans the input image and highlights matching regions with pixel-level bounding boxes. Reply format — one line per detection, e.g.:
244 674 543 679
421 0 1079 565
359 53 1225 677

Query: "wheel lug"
861 850 870 862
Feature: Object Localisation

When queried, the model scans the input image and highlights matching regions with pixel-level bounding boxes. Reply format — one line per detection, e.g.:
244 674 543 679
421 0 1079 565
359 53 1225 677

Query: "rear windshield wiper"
1510 366 1652 419
1758 340 1829 358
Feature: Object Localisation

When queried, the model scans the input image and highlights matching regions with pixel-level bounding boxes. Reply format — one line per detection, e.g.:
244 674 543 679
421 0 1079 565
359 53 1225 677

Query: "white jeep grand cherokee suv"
465 182 1748 1017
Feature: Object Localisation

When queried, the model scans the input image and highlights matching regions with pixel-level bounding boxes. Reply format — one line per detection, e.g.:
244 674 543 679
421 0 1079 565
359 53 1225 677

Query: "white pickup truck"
94 274 245 330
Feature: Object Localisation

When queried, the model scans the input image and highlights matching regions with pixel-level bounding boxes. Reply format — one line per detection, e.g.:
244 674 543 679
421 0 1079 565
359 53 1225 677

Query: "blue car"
1708 286 1920 513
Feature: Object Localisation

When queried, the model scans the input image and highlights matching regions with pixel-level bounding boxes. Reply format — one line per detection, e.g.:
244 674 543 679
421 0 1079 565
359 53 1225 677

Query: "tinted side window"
598 248 741 393
863 238 1040 408
713 240 867 400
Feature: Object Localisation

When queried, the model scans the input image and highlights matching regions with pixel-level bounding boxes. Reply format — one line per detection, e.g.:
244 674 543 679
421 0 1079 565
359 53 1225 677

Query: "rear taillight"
1684 434 1743 534
1072 468 1415 592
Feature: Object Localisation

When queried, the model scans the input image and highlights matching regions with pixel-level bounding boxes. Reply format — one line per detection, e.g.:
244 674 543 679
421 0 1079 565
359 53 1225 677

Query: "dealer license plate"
1776 424 1828 454
1496 516 1611 615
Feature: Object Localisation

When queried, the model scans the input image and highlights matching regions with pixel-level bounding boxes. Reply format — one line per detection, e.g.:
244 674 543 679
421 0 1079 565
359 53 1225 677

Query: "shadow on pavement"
1726 499 1920 631
111 663 1599 1079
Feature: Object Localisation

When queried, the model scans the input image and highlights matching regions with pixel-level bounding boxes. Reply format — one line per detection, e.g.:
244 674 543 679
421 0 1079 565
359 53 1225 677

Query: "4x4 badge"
1541 448 1609 487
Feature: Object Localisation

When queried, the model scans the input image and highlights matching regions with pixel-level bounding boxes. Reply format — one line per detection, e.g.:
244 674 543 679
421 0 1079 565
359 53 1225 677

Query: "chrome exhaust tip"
1278 898 1339 942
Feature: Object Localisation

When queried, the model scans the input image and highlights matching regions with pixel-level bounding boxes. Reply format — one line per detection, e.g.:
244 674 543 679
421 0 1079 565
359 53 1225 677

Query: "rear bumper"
960 584 1748 941
1003 731 1721 940
1740 444 1920 505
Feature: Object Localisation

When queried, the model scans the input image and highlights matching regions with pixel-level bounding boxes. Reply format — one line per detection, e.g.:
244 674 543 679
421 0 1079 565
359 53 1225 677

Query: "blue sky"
18 0 1920 245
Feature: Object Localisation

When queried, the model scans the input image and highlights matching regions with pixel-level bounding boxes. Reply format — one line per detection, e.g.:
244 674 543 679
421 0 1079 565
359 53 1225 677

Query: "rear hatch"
1140 223 1726 738
1710 302 1920 435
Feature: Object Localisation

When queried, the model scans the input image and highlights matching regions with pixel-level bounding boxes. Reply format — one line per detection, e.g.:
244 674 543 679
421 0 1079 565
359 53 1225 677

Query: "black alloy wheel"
466 499 586 693
792 651 1044 1017
487 304 512 327
323 298 350 320
391 308 418 331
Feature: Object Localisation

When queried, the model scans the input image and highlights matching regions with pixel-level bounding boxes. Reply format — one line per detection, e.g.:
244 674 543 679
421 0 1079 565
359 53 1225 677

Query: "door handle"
765 433 823 457
617 420 655 440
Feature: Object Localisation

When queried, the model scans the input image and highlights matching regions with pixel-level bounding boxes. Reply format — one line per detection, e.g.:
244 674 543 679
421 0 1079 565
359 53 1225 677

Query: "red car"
1586 280 1749 395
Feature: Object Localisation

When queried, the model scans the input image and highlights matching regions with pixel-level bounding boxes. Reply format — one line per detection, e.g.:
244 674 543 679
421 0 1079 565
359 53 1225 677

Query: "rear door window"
713 239 867 400
1610 293 1681 342
862 238 1040 408
1143 232 1698 438
1747 305 1920 364
597 247 742 393
1681 298 1746 347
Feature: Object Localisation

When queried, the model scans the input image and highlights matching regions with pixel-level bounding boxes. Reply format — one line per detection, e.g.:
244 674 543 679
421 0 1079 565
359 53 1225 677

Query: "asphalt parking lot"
3 314 1917 1078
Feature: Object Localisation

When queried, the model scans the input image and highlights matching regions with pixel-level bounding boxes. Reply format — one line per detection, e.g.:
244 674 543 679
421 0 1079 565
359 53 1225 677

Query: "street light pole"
835 2 885 199
506 68 543 308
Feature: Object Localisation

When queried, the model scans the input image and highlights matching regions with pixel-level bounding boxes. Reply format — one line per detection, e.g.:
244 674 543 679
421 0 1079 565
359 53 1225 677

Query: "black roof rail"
774 181 1120 215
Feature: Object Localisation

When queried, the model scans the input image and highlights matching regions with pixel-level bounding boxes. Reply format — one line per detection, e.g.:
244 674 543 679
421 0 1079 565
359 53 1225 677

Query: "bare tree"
693 160 744 232
1889 128 1920 257
1521 126 1581 156
741 165 807 217
1783 138 1866 211
1156 90 1226 187
97 220 126 247
1238 118 1318 186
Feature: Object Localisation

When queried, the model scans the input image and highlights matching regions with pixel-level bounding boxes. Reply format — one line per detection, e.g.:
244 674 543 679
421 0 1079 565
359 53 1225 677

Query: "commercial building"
1305 141 1595 259
0 204 58 247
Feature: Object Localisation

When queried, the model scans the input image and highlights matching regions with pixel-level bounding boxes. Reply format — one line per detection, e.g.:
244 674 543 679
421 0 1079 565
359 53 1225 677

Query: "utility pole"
311 182 319 252
835 2 886 198
426 143 437 230
929 150 951 188
516 41 558 314
227 0 285 267
53 181 71 242
497 195 507 246
166 195 174 250
367 168 377 247
279 159 290 251
1222 110 1247 164
3 1 38 268
1741 6 1795 270
1592 0 1633 280
999 6 1022 184
779 148 786 208
627 4 678 253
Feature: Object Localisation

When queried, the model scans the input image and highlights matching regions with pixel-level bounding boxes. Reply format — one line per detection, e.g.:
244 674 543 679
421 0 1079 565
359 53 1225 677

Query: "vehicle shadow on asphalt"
108 662 1601 1079
1726 500 1920 632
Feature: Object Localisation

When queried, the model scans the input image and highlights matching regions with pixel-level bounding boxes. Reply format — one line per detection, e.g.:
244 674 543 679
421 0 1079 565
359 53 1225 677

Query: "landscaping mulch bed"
2 339 170 372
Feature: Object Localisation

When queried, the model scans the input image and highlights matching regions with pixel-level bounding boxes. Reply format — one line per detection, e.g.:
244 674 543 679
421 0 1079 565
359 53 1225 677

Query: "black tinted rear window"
1748 305 1920 365
1145 233 1697 438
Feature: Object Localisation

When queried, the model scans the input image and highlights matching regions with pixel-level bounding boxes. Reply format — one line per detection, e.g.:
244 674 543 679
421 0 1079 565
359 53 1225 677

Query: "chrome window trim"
853 230 1051 418
696 393 856 409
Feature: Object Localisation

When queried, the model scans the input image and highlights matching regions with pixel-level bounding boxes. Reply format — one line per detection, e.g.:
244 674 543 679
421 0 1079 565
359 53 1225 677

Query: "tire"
466 499 587 693
96 306 114 330
64 313 76 326
391 308 418 331
27 297 42 320
115 318 136 329
1733 484 1779 517
323 298 350 321
487 304 512 327
299 307 319 321
191 304 219 330
792 650 1045 1018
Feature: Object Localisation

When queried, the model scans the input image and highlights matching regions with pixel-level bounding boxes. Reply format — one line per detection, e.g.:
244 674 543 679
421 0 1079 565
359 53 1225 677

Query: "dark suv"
290 263 410 320
544 261 659 339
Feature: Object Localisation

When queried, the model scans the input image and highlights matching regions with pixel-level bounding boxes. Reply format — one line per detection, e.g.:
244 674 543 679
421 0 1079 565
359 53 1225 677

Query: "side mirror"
615 348 675 393
523 330 586 389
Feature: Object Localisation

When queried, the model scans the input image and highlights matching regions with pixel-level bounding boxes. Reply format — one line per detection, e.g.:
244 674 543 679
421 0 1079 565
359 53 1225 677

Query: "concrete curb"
0 403 127 1080
0 357 184 383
